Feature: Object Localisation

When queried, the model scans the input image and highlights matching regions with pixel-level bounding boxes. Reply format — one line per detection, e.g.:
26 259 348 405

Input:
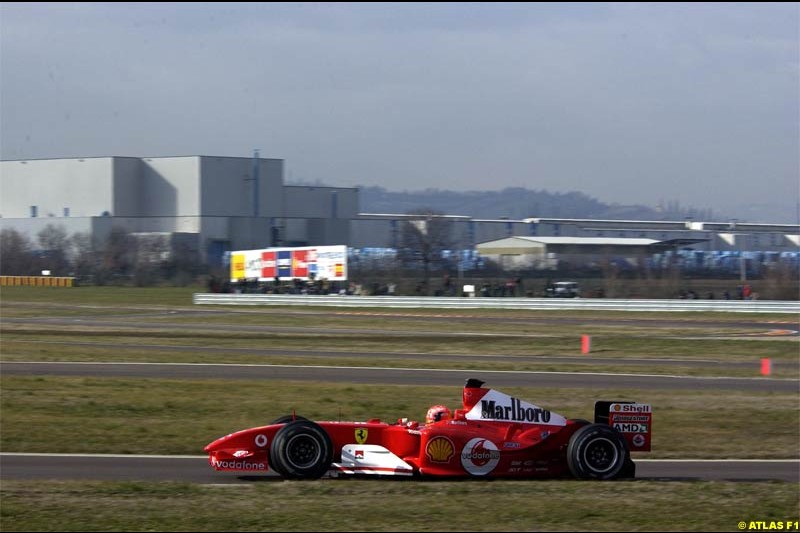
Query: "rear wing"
594 401 652 452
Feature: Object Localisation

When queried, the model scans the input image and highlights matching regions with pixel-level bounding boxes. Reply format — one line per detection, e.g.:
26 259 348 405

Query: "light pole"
251 149 260 218
739 238 747 283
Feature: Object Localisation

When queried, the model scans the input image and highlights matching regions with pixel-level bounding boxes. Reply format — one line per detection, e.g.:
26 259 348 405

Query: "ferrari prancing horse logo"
355 428 368 444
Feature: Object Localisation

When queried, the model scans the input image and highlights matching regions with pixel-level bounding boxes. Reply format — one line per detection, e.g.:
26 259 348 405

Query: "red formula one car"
205 379 652 480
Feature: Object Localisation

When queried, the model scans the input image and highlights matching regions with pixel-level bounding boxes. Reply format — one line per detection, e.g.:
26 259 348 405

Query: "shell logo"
613 404 622 412
425 436 455 463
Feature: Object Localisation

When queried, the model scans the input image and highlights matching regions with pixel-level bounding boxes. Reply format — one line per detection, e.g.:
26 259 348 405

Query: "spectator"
743 284 752 299
506 279 516 297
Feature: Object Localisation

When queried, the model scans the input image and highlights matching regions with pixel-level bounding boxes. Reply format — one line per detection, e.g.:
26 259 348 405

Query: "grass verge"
1 377 797 458
1 479 798 532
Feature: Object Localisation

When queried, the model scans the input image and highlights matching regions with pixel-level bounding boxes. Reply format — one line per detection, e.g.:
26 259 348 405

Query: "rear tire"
567 423 628 480
269 420 333 479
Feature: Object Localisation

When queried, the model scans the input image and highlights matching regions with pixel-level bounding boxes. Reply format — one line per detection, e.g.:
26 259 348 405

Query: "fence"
0 276 75 287
192 294 799 313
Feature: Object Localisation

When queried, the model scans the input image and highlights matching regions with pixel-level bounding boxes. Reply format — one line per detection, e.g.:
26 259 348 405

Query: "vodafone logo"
210 458 267 471
460 438 500 476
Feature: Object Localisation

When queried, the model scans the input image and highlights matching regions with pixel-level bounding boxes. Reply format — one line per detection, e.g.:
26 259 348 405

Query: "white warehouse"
0 155 359 266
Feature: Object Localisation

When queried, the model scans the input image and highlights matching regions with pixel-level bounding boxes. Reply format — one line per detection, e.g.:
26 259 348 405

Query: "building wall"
227 217 273 250
259 159 285 218
198 156 284 218
306 218 351 246
283 218 308 246
0 156 296 265
1 158 115 218
111 216 201 234
472 220 533 243
350 219 395 248
112 158 142 216
139 157 200 216
200 156 248 216
284 186 359 219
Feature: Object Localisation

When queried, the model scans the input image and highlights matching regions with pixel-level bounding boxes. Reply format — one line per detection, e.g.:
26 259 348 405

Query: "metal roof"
476 236 660 247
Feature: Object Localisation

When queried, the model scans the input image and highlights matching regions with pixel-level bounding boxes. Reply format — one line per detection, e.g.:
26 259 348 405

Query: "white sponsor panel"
609 403 651 414
465 389 567 426
230 245 347 282
333 444 414 476
313 246 348 281
460 438 501 476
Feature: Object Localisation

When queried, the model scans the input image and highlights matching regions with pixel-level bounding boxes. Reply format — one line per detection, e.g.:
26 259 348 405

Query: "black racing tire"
567 423 629 480
618 457 637 479
269 420 333 479
270 414 309 425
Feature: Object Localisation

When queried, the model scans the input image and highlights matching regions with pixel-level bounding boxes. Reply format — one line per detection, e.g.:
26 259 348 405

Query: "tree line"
0 225 200 286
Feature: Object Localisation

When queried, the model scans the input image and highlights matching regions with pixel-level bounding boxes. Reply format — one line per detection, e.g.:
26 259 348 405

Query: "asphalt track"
2 454 797 483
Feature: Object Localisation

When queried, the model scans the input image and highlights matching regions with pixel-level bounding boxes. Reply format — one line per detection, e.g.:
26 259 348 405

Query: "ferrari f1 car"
204 379 652 480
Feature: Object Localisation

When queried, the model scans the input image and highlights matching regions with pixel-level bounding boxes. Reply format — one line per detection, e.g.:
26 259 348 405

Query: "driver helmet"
426 404 452 425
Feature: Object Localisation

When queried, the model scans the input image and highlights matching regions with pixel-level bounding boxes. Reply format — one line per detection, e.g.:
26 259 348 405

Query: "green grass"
1 377 797 458
1 479 797 532
2 337 794 378
0 286 201 307
3 326 797 379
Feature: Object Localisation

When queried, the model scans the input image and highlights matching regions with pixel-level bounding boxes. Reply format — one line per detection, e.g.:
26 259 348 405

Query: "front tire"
269 420 333 479
567 424 628 480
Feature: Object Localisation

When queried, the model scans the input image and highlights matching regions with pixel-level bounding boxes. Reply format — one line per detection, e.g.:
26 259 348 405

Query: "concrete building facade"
0 156 358 266
350 214 799 254
2 156 797 274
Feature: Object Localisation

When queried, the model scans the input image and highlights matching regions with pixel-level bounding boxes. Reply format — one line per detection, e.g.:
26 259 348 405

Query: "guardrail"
193 293 800 313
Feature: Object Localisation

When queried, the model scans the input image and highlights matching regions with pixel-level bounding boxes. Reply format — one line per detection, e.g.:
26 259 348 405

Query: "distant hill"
358 186 717 221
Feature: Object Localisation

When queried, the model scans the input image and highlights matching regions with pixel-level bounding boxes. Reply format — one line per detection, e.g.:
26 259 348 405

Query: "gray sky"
1 3 798 221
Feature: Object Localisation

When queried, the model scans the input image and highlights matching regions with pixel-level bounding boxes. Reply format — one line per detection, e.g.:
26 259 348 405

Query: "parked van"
550 281 580 298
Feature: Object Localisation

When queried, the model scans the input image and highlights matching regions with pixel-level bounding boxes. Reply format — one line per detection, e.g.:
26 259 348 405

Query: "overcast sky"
1 3 798 221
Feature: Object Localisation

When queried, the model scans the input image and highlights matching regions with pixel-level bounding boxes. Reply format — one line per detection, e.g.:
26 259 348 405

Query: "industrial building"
0 155 358 266
352 214 800 254
474 236 691 270
1 155 798 272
